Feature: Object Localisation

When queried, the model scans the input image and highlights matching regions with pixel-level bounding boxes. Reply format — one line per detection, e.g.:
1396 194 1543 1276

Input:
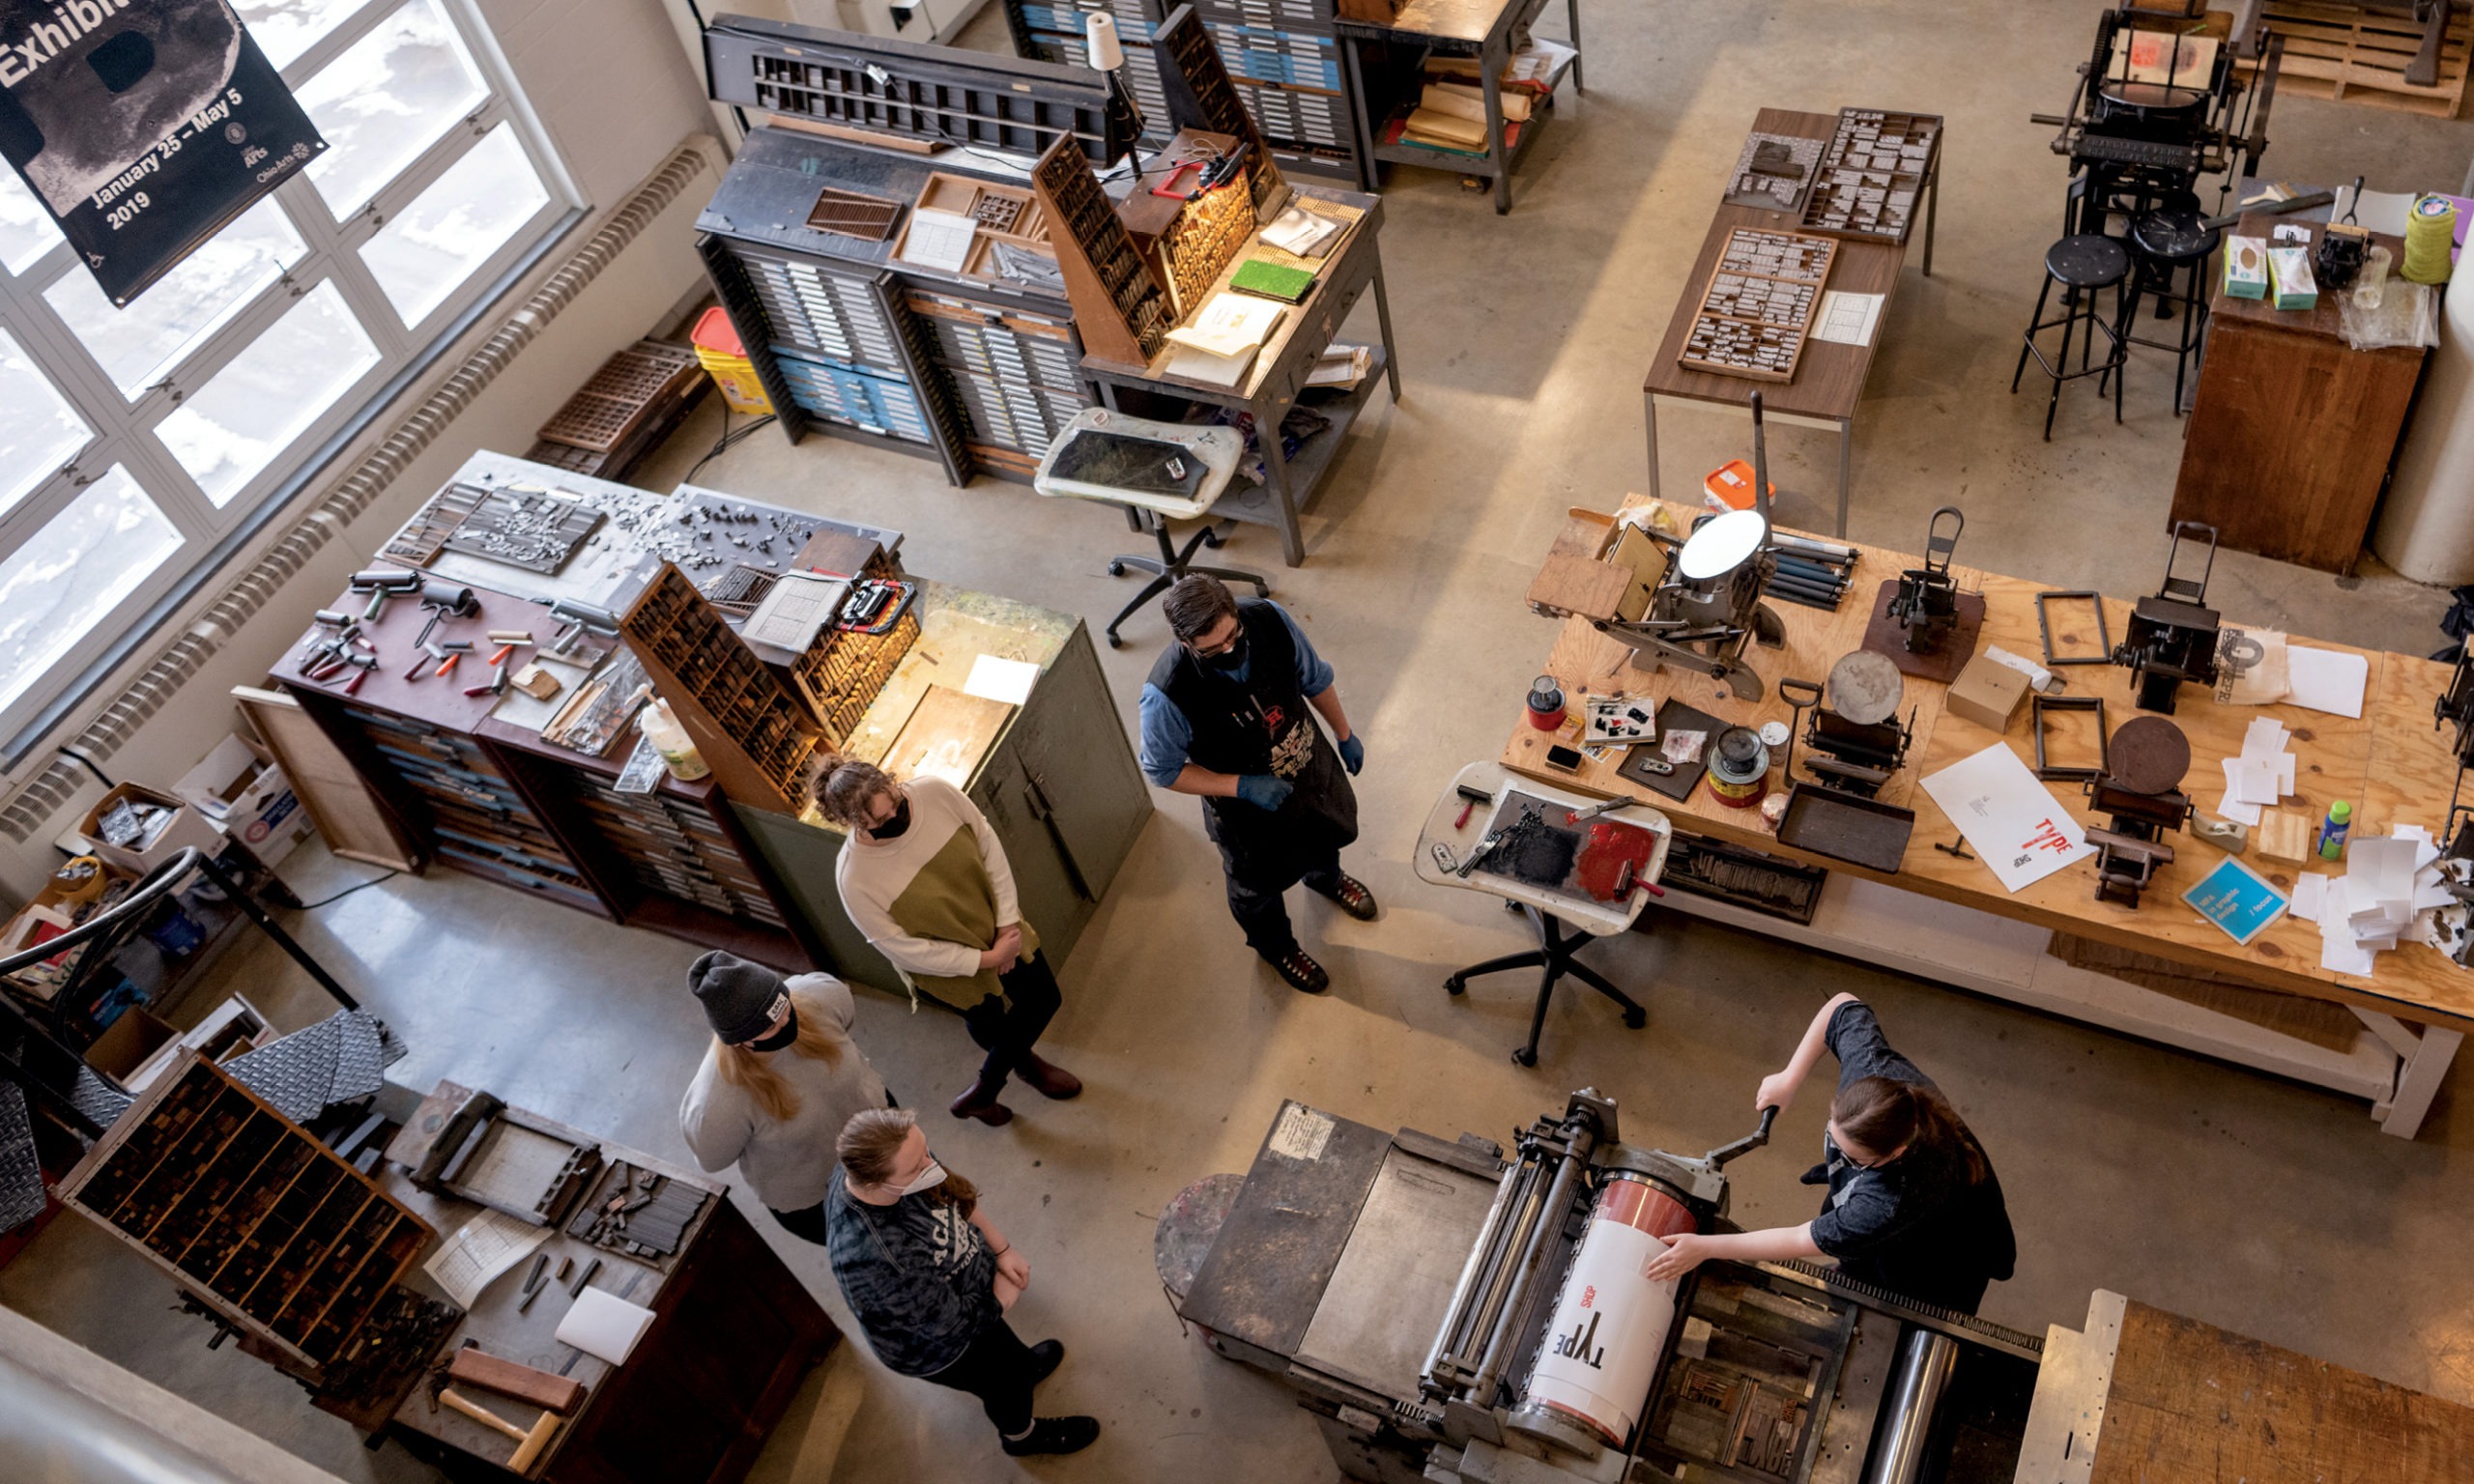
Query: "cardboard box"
1946 655 2030 732
86 1008 175 1082
78 783 223 877
176 734 313 867
2266 245 2317 310
2223 235 2268 300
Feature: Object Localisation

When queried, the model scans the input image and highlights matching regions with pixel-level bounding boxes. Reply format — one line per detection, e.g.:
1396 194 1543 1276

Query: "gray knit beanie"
689 951 787 1044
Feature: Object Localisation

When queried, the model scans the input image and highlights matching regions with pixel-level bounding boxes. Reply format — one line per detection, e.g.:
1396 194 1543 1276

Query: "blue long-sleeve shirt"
1138 605 1334 786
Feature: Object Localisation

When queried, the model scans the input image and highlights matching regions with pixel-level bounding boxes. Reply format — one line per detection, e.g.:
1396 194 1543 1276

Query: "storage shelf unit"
1008 0 1172 130
280 578 819 973
58 1051 433 1375
696 129 1099 485
1164 0 1367 184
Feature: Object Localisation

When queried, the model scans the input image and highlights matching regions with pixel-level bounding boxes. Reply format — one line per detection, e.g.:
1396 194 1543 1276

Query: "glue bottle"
643 699 710 781
2317 800 2351 861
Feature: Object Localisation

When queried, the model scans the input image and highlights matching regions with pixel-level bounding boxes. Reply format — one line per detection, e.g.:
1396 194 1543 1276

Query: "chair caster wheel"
1106 632 1123 649
1444 976 1466 996
1202 528 1225 549
1511 1047 1537 1067
1624 1009 1647 1029
1252 583 1271 598
1108 559 1126 577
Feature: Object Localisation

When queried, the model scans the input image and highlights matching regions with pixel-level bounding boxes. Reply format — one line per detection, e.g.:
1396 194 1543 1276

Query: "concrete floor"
11 1 2474 1479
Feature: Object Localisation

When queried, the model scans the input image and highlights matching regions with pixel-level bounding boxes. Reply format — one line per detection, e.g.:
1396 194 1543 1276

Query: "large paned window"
0 0 574 744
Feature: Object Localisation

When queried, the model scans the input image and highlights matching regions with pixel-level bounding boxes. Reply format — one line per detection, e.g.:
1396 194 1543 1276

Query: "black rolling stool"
2012 234 2131 440
2124 208 2220 417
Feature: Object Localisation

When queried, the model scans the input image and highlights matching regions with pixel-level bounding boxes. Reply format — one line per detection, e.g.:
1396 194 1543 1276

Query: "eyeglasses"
1191 627 1242 658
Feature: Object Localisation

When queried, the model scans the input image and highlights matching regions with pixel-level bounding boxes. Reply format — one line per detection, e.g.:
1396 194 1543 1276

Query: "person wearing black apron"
1137 576 1375 993
1643 992 2016 1314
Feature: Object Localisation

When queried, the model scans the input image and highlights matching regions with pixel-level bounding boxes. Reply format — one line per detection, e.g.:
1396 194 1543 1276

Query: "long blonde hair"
715 1002 845 1123
838 1107 978 1216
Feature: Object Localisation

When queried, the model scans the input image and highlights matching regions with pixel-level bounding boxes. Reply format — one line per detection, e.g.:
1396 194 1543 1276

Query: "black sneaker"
1002 1416 1100 1456
1314 874 1379 921
1266 948 1329 993
1030 1339 1065 1386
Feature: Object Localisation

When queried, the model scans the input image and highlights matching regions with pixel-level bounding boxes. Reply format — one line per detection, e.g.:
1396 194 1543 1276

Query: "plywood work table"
1502 495 2470 1136
2020 1291 2474 1482
1643 108 1942 538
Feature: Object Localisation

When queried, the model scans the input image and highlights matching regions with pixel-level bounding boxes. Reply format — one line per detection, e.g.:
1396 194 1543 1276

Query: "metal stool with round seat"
2124 208 2221 417
2011 233 2132 441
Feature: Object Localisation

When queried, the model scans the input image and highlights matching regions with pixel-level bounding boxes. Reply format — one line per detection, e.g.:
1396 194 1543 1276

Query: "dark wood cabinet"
2171 215 2427 574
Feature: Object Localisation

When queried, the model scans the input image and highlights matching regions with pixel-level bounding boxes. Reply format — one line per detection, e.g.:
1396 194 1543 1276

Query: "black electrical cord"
682 405 777 485
295 870 401 909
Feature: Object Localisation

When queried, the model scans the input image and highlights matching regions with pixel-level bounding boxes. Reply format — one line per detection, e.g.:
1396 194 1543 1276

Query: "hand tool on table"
547 598 620 659
448 1341 588 1415
1777 677 1824 784
1933 839 1974 861
1455 821 1510 879
434 1383 562 1472
351 567 424 621
1454 784 1493 829
1567 796 1633 825
415 584 481 648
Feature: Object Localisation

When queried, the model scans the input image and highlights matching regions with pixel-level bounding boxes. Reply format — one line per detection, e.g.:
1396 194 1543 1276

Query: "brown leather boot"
1017 1054 1082 1100
949 1071 1013 1126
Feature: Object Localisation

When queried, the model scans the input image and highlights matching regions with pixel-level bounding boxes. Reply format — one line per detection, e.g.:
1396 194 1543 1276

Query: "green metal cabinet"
732 620 1152 1000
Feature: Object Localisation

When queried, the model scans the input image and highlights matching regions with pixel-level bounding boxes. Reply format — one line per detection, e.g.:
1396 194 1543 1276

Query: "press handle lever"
1706 1105 1779 1169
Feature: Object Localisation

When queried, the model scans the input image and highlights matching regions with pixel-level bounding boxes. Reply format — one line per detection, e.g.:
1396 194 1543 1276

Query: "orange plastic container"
1703 458 1774 513
692 306 773 416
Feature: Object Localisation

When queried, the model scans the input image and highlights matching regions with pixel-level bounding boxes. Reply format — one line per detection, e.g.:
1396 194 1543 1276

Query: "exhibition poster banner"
0 0 326 304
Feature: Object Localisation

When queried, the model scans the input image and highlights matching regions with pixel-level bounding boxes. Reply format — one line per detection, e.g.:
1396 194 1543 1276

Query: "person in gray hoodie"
677 951 893 1243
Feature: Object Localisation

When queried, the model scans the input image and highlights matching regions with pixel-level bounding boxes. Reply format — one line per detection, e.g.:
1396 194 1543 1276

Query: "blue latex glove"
1337 733 1365 776
1234 774 1294 812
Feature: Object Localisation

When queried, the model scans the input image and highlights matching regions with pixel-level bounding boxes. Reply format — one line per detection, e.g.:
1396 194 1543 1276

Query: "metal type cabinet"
730 623 1152 998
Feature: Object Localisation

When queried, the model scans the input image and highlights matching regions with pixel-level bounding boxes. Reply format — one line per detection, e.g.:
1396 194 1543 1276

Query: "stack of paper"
2287 645 2369 718
2302 828 2445 975
1162 294 1286 386
1260 205 1340 258
2215 717 2297 828
1919 743 2095 894
2211 627 2290 705
1307 343 1371 388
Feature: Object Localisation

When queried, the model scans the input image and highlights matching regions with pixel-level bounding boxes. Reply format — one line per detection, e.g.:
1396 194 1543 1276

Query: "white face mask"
895 1158 946 1197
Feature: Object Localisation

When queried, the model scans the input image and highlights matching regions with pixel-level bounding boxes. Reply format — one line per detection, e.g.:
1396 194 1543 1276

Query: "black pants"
960 953 1062 1088
1223 845 1344 959
922 1319 1039 1438
770 1203 830 1245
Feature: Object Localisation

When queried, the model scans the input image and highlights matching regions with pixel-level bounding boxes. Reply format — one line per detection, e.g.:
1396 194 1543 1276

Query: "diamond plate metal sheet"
0 1081 45 1233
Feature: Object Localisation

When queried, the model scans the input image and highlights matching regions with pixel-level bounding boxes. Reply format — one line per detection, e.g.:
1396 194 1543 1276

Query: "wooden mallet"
439 1385 561 1472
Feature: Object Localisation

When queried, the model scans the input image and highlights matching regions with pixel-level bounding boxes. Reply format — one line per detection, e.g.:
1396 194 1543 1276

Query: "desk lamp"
1085 14 1147 174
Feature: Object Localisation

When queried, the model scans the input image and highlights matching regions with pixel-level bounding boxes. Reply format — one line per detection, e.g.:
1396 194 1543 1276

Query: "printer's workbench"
1502 495 2469 1136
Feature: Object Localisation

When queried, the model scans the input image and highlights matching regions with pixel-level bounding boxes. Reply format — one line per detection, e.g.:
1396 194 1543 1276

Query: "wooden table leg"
2358 1010 2461 1138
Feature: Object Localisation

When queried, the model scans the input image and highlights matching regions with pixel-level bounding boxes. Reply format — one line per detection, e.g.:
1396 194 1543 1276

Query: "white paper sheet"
556 1286 656 1365
898 209 978 273
963 654 1039 706
2286 645 2369 718
421 1210 551 1309
2290 872 2327 923
1920 744 2094 893
1810 291 1884 347
2230 759 2281 807
2215 758 2263 827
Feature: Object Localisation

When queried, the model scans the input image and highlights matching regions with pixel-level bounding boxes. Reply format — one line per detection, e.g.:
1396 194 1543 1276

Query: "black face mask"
1197 632 1250 671
748 1008 799 1052
869 797 912 841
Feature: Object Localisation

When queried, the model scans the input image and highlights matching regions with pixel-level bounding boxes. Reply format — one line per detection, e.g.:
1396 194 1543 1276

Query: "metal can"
1706 725 1770 808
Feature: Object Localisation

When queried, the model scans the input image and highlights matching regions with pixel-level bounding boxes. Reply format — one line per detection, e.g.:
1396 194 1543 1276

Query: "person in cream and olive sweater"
810 758 1081 1127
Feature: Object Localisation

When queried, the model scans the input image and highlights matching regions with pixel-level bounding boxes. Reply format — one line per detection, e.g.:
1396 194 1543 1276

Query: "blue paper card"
2181 855 2289 946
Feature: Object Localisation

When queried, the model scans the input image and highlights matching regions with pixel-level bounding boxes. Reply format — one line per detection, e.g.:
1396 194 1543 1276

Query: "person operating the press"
1137 574 1374 995
1642 992 2015 1313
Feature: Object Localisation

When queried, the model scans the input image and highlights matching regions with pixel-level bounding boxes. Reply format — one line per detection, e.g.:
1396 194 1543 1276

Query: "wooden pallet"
2247 0 2471 118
